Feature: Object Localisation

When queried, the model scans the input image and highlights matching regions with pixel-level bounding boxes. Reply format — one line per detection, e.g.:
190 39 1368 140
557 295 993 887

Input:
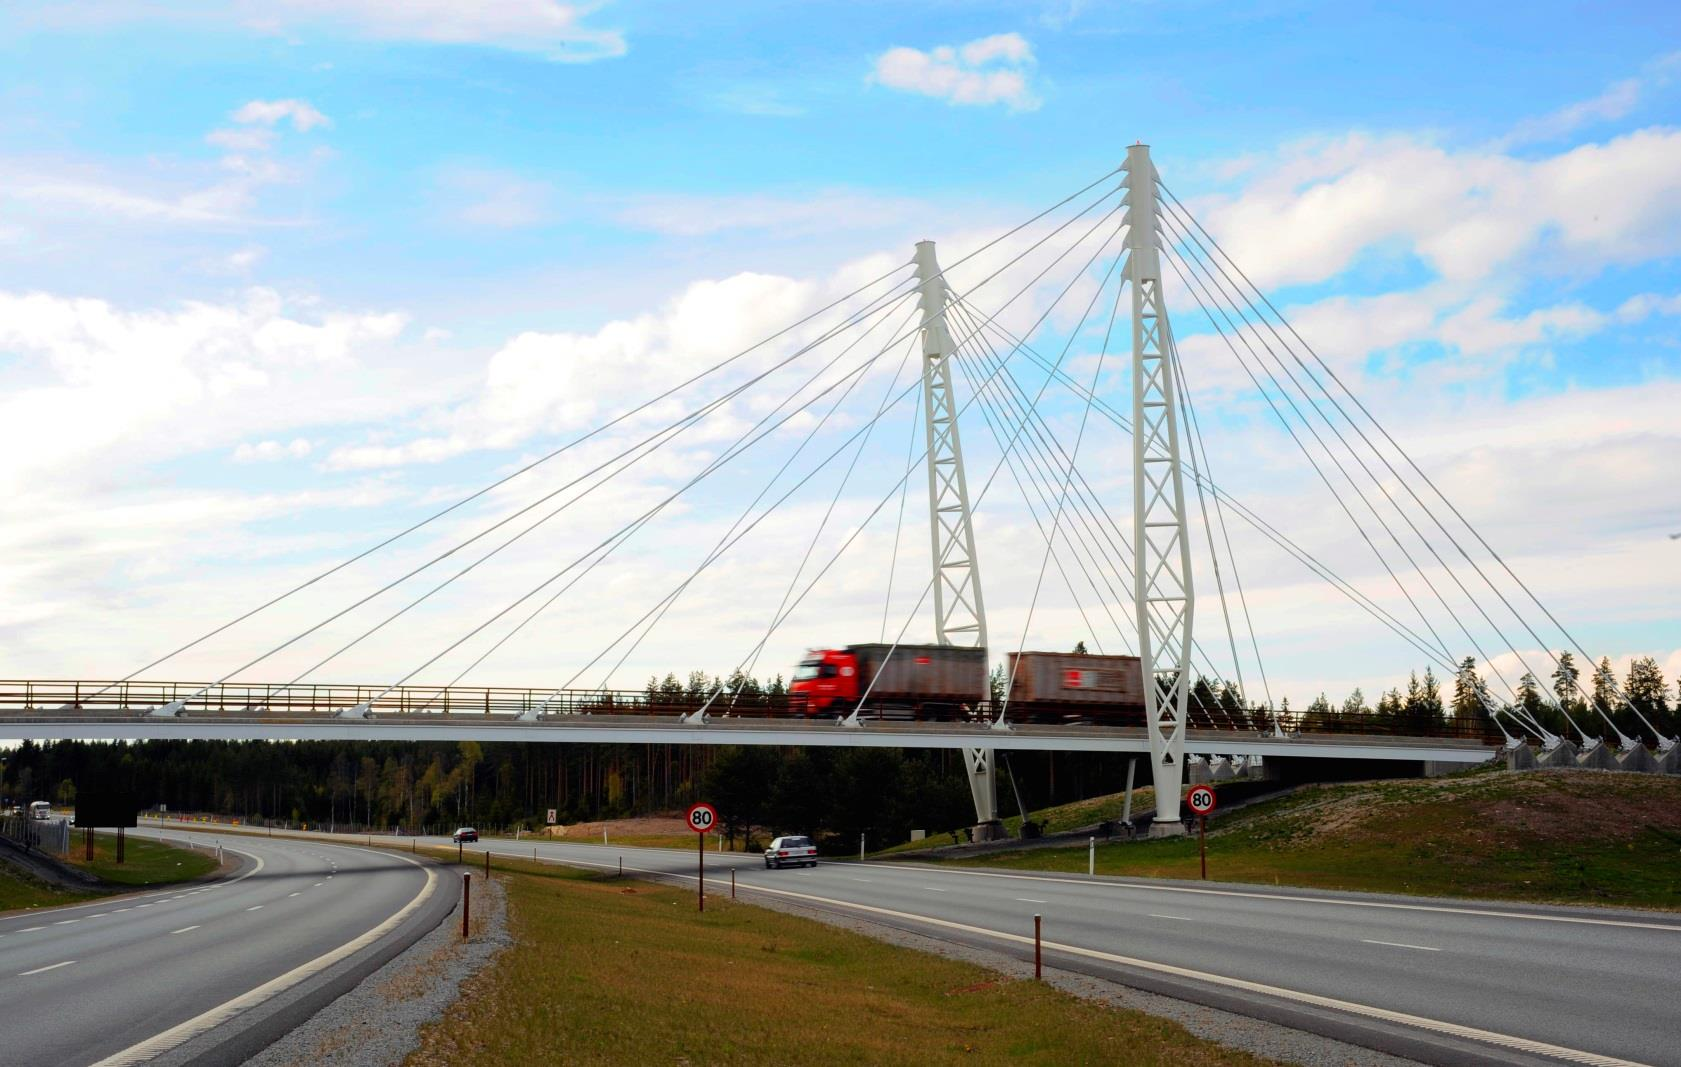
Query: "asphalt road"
426 832 1678 1067
0 828 443 1066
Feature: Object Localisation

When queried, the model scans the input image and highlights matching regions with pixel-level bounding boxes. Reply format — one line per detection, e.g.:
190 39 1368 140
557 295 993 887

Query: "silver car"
764 835 817 869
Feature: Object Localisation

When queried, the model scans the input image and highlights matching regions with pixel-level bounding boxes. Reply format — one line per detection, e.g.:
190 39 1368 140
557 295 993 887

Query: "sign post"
1186 786 1216 880
685 802 717 912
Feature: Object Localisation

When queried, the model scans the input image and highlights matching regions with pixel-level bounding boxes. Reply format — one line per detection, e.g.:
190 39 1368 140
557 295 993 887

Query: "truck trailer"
789 645 1146 724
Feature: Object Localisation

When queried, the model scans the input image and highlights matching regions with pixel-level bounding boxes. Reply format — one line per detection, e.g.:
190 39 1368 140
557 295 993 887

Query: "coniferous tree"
1551 652 1584 718
1340 688 1368 716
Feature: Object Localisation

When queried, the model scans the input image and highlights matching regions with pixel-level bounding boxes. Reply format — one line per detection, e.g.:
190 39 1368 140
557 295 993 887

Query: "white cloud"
17 1 627 62
439 168 555 229
614 189 928 238
232 98 331 132
1186 127 1681 290
871 33 1039 111
234 437 313 461
1500 50 1680 148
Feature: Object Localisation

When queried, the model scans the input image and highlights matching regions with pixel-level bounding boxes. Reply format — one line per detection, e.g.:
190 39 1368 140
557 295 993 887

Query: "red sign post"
686 802 717 912
1186 786 1216 880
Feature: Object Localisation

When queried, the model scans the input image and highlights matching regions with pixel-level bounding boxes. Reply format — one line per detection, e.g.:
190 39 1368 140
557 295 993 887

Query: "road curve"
0 829 445 1067
441 833 1675 1067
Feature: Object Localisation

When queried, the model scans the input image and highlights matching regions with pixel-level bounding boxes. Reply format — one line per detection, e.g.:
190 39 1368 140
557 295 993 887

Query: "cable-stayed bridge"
8 145 1674 833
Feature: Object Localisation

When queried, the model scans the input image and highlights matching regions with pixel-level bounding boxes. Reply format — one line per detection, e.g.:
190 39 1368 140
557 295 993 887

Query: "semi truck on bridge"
790 644 1146 724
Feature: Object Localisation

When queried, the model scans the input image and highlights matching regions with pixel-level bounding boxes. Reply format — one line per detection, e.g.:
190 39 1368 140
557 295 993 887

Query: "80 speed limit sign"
686 802 718 833
1186 786 1217 816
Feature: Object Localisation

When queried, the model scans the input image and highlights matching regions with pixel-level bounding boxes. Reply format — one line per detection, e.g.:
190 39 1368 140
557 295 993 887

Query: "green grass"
875 787 1162 855
0 832 217 912
63 831 220 887
404 860 1278 1067
0 864 95 912
918 770 1681 910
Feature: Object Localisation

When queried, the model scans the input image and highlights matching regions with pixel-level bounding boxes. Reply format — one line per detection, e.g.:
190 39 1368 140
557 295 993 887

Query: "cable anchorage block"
679 708 709 725
148 700 186 718
334 702 372 719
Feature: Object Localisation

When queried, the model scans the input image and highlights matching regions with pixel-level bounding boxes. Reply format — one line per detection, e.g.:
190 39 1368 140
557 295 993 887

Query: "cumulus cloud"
232 98 332 132
871 33 1039 111
233 437 313 462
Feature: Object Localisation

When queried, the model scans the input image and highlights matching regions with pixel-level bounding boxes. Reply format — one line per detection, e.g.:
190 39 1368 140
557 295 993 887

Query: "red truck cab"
790 649 858 715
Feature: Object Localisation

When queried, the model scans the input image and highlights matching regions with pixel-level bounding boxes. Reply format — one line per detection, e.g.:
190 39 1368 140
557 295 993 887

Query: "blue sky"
1 1 1678 713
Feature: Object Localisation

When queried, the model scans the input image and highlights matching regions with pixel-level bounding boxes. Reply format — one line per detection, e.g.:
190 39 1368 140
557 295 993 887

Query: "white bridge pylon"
913 240 1002 833
1127 143 1195 827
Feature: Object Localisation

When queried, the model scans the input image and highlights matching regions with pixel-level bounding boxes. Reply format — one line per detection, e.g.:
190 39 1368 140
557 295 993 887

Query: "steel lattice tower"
1125 145 1196 827
913 241 999 832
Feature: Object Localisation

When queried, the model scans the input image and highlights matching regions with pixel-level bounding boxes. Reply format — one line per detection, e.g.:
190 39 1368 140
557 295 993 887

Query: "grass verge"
404 860 1277 1066
0 832 221 912
920 770 1681 910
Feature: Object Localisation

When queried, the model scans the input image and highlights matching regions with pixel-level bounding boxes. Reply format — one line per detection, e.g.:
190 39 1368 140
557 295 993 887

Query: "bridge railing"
0 679 1505 742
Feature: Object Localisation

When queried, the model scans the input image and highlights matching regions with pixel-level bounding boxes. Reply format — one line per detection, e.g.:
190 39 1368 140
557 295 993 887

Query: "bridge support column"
912 240 998 837
1126 143 1195 827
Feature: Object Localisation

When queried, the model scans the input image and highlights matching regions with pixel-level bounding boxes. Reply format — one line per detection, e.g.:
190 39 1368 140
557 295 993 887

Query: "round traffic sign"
1186 786 1216 816
685 802 718 833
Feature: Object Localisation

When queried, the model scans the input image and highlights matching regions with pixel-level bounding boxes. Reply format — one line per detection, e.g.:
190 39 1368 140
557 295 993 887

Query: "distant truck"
789 644 1145 724
28 801 51 821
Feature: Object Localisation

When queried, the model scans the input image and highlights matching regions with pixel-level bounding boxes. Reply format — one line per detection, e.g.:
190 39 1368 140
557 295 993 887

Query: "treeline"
0 737 1139 847
1291 653 1678 744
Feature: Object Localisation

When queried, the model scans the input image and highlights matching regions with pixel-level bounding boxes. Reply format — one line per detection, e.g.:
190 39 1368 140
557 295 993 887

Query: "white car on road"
764 835 818 869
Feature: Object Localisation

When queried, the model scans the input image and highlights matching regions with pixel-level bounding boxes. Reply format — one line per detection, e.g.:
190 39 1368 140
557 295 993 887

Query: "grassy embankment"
404 857 1276 1067
0 832 220 912
916 769 1681 910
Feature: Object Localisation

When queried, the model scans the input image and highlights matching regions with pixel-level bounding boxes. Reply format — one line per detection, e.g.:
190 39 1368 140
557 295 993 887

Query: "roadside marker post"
1186 786 1217 880
461 873 471 940
484 849 490 878
685 802 717 913
1034 914 1042 979
731 868 736 899
1087 836 1094 876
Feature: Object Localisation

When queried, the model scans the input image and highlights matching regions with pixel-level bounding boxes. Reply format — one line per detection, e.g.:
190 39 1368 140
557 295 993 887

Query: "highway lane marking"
19 961 74 976
858 861 1681 933
1150 913 1193 921
312 882 323 887
1362 939 1440 952
566 853 1649 1067
851 878 873 883
171 926 200 935
246 905 263 911
1017 898 1049 904
18 927 43 933
90 847 438 1067
288 892 301 898
53 919 79 925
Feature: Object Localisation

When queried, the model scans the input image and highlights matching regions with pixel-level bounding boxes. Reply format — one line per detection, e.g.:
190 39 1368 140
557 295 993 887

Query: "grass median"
0 831 220 912
404 859 1276 1066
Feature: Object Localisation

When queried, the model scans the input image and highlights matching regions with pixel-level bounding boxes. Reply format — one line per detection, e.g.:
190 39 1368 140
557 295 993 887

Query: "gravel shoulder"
245 873 511 1067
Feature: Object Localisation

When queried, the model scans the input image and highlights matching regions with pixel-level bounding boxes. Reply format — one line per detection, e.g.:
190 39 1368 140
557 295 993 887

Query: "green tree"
1340 688 1368 716
1624 656 1673 739
1550 652 1584 717
1451 658 1484 722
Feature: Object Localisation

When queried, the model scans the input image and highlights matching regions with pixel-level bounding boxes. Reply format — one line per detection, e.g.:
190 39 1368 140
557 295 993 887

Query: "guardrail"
0 679 1505 743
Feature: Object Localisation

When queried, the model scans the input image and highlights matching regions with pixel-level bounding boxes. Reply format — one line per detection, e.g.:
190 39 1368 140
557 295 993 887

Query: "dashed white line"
19 961 74 976
312 882 323 887
1016 898 1049 904
288 892 301 898
850 878 873 883
921 887 947 893
18 926 43 933
1150 913 1194 921
246 905 263 912
171 926 200 935
1362 939 1440 952
53 920 79 926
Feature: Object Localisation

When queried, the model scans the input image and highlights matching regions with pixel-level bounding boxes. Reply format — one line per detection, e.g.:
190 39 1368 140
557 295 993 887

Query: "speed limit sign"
686 802 718 834
1186 786 1216 816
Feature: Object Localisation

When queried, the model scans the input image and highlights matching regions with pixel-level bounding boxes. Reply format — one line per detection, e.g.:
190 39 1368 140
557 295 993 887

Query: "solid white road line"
19 961 74 976
568 852 1648 1067
860 861 1681 933
1362 939 1440 952
90 849 437 1067
171 926 200 935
